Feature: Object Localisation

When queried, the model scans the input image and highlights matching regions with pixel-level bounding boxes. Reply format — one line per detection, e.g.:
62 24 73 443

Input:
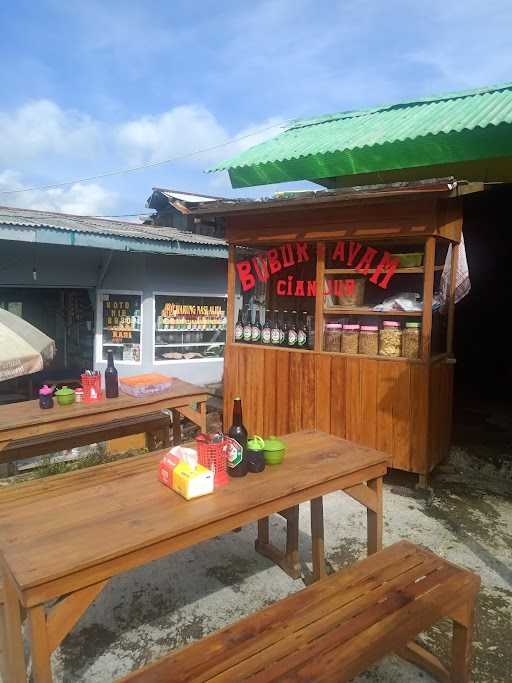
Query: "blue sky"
0 0 511 217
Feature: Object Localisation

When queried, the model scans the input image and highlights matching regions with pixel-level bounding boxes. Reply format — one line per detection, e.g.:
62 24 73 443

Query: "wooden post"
367 477 383 555
28 606 52 683
314 242 325 352
311 497 326 581
3 571 26 683
421 237 436 361
226 245 236 349
446 242 460 355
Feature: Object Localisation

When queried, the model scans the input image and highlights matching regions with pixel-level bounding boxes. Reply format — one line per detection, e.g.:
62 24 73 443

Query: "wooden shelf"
324 266 443 275
324 307 422 317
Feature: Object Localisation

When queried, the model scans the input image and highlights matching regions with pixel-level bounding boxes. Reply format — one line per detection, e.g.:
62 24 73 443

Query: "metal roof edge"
0 224 228 259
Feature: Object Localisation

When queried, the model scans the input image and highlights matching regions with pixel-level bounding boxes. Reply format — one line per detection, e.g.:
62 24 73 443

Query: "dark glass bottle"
280 310 288 345
287 310 298 347
251 309 262 343
297 311 308 348
262 310 272 344
271 309 281 345
243 308 253 343
227 397 248 477
234 309 243 342
105 350 119 399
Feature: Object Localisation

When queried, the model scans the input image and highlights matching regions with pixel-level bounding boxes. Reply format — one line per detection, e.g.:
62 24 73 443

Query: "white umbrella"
0 308 56 382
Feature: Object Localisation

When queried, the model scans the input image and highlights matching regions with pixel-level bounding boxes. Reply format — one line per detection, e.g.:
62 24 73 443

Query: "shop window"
154 293 226 362
233 243 317 349
99 292 142 363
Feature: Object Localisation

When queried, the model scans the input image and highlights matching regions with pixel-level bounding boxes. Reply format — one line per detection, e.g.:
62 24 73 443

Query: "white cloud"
0 100 100 165
0 170 117 215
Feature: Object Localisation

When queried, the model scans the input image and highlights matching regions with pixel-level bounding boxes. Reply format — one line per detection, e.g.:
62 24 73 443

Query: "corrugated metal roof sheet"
0 205 227 258
211 82 512 188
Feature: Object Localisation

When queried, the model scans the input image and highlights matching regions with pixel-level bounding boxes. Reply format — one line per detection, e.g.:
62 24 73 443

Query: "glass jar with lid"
324 323 342 352
341 324 360 354
403 322 421 358
359 325 379 356
379 321 402 357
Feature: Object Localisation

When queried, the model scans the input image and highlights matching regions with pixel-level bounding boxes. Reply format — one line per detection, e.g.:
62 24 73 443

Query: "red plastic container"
80 374 102 402
196 437 229 487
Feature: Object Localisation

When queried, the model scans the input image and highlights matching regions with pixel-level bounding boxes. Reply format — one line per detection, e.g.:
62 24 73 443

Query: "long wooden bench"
120 541 480 683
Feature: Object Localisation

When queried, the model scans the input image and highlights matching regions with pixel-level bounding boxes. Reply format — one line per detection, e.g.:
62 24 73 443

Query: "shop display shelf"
154 342 225 348
324 307 422 316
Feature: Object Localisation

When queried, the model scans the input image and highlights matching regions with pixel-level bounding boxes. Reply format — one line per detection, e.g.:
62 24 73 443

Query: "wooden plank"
367 477 383 555
397 642 450 683
376 362 395 458
226 245 236 346
301 353 316 430
409 364 429 474
275 352 290 435
288 352 302 432
359 358 378 449
345 357 362 443
421 236 436 360
263 350 278 436
330 355 346 438
391 362 412 471
344 483 379 513
315 354 331 433
314 241 325 353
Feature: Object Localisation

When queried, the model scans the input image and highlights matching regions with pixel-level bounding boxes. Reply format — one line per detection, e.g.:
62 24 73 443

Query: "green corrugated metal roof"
211 82 512 188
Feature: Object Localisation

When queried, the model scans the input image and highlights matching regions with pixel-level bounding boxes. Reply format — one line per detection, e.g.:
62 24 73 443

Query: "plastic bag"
373 292 423 312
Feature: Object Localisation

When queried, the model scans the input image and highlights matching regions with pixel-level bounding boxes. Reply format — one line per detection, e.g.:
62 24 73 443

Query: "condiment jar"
39 385 54 409
74 387 84 402
246 435 266 473
324 323 342 352
341 324 360 354
359 326 379 355
379 321 402 357
403 322 421 358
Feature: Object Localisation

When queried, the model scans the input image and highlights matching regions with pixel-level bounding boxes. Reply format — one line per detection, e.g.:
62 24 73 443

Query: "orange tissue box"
158 453 179 489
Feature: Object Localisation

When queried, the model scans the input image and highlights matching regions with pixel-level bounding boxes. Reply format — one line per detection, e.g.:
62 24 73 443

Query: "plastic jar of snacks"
403 322 421 359
379 321 402 357
341 324 360 354
359 325 379 355
324 323 342 352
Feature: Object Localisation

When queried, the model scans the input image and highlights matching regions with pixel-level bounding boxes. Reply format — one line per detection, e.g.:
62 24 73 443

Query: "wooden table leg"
3 571 26 683
311 497 326 582
28 605 52 683
255 509 301 580
171 409 182 445
451 599 477 683
367 476 383 555
199 400 207 433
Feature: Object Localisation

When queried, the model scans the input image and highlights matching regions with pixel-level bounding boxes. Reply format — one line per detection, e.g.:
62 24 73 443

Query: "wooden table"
0 430 388 683
0 379 208 468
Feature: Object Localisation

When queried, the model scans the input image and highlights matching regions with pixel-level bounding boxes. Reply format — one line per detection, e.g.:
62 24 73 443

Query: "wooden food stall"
195 181 471 484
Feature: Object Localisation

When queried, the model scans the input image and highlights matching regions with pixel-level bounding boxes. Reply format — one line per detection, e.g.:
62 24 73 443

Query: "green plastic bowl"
263 435 286 465
55 386 76 406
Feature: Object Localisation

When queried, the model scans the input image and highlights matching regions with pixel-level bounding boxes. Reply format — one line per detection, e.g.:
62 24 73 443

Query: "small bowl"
55 387 76 406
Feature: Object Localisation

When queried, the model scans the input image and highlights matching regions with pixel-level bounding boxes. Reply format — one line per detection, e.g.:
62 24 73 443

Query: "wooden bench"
119 541 480 683
0 411 171 474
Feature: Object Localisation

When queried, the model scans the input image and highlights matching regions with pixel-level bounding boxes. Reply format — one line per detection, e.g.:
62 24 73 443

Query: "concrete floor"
3 445 505 683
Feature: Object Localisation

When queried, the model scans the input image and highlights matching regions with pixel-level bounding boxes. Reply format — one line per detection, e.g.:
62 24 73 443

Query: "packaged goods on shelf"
379 321 402 357
341 324 360 354
324 323 342 352
403 322 421 358
359 326 379 355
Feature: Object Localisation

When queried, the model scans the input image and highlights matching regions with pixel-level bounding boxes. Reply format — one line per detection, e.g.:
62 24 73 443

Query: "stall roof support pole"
315 242 325 353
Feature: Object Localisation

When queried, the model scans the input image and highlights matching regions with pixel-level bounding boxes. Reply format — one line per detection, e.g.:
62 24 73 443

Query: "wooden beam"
446 242 459 355
314 242 325 352
421 237 436 361
397 641 450 683
344 483 379 512
47 580 108 653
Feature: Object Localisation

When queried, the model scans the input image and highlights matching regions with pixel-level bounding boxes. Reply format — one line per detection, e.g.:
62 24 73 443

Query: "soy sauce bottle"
105 350 119 399
227 397 248 477
251 309 262 344
234 309 243 342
